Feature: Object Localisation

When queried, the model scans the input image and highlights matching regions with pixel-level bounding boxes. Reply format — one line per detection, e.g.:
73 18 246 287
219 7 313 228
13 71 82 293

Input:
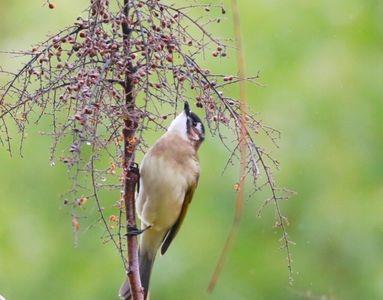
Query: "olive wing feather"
160 181 198 255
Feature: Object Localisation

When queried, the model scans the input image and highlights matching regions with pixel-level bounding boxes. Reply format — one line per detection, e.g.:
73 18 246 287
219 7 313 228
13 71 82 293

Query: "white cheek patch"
195 122 202 134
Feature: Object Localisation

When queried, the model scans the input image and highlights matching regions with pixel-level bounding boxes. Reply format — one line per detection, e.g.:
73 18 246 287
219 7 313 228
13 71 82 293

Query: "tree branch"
0 1 291 295
121 1 143 299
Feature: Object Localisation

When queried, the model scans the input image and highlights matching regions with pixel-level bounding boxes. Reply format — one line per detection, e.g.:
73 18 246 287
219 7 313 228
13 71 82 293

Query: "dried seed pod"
166 54 173 62
77 197 88 206
72 216 80 231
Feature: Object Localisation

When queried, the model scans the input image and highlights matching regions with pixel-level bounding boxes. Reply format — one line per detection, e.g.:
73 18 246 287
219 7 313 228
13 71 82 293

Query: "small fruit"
166 54 173 62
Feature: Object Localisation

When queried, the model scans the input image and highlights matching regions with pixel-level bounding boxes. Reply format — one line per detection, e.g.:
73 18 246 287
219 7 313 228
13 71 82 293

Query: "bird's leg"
126 225 152 236
129 162 139 174
125 162 144 237
129 162 140 193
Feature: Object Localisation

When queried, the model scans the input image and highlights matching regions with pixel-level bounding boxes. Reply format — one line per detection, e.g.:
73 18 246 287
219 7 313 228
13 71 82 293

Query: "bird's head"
167 102 205 148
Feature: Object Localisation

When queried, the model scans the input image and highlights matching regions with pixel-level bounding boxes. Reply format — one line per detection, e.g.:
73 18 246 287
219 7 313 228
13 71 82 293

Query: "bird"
119 102 205 300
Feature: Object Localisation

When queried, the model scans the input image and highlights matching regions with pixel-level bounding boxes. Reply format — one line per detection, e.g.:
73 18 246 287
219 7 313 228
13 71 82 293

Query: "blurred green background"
1 0 383 299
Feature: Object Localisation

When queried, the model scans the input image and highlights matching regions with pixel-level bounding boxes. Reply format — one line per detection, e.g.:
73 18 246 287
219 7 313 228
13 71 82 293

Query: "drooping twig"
207 0 248 292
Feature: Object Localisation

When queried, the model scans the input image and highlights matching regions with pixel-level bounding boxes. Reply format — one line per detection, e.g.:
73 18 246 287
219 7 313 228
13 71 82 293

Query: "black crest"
184 101 191 116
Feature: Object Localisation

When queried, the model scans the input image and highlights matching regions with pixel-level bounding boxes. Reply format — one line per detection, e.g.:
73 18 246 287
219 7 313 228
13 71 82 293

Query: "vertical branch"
207 0 248 293
121 1 143 299
122 136 143 300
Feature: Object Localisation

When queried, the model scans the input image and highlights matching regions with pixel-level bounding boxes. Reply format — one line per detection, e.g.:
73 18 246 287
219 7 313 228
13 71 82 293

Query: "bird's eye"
192 121 197 127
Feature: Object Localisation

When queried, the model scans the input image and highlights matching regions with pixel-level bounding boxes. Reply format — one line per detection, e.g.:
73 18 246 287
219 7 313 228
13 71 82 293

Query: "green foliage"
1 0 382 299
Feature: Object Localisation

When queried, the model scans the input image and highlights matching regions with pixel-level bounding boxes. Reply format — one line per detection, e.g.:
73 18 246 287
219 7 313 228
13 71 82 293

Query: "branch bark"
122 137 143 300
121 1 144 299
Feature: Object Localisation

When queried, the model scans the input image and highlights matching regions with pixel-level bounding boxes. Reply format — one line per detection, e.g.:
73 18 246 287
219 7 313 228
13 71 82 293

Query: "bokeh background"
1 0 383 299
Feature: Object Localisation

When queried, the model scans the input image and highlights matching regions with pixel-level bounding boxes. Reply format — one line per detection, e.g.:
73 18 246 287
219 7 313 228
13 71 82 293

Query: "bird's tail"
118 252 155 300
119 229 163 300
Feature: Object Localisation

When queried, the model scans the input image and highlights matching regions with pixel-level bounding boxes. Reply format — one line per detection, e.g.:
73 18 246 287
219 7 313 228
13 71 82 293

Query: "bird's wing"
160 179 198 255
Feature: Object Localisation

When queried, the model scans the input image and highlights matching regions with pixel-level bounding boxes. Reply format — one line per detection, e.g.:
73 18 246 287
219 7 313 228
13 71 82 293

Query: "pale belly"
136 154 196 231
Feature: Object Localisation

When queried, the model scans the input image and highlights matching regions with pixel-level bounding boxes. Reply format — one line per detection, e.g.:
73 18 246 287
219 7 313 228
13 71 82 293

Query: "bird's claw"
126 226 143 236
126 225 151 236
129 162 139 175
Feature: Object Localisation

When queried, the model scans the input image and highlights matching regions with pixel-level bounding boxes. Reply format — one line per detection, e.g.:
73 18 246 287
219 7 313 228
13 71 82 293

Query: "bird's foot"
128 162 140 191
129 162 139 175
126 225 151 236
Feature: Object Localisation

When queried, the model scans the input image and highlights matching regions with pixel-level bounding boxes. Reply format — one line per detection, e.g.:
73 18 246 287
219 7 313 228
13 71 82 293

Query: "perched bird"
119 102 205 300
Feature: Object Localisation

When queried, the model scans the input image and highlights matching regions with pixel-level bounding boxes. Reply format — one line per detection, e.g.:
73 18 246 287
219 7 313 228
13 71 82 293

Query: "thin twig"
207 0 248 292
